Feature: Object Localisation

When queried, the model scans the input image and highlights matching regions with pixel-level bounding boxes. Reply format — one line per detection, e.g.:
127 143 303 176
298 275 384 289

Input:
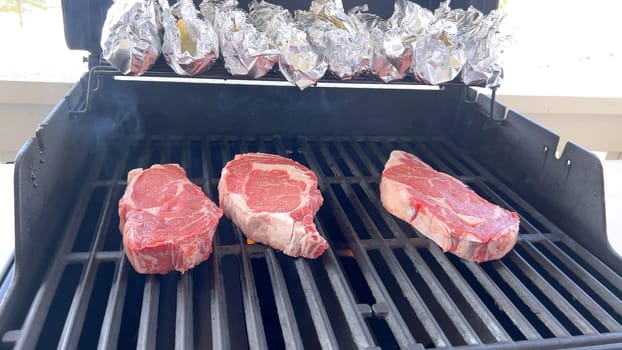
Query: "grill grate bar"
175 272 194 350
365 140 395 175
317 140 433 347
201 136 214 195
519 233 564 242
448 332 622 350
97 256 129 350
64 251 124 263
300 137 425 349
98 137 152 349
442 142 565 234
230 137 269 349
417 141 479 176
310 217 378 348
137 276 160 350
19 134 622 349
460 260 542 340
13 153 108 349
191 262 212 348
210 254 230 349
265 250 304 350
364 140 389 175
377 139 549 236
210 139 241 349
337 139 510 344
340 136 556 341
505 249 598 335
518 241 621 331
539 238 622 307
399 141 486 184
355 234 559 249
293 259 341 349
205 139 232 349
316 175 378 183
557 238 622 290
486 177 561 232
237 229 269 350
465 181 542 234
419 246 513 342
389 140 543 234
270 137 342 350
489 259 570 337
395 141 460 176
351 140 381 177
56 151 129 350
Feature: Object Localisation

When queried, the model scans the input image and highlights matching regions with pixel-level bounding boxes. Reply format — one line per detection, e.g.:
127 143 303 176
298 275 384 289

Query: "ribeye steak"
119 164 223 274
380 150 519 262
218 153 328 259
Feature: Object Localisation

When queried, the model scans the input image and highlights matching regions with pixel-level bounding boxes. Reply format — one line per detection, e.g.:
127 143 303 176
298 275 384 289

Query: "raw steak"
380 150 519 262
218 153 328 259
119 164 223 274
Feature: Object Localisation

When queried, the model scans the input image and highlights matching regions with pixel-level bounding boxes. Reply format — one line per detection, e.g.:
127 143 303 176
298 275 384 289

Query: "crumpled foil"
349 3 417 83
160 0 219 76
411 0 468 85
295 0 369 80
199 0 278 78
249 0 328 90
461 8 509 87
101 0 161 75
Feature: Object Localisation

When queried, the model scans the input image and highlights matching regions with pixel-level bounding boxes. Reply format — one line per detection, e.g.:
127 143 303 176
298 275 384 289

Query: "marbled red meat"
119 164 223 274
218 153 328 259
380 150 519 262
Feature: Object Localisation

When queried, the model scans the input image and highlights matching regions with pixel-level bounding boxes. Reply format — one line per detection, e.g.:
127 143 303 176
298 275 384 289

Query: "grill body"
0 76 620 349
1 0 620 347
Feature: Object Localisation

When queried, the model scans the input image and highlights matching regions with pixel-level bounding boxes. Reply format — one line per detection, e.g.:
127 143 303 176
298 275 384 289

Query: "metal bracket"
464 85 505 121
69 65 119 116
489 87 498 120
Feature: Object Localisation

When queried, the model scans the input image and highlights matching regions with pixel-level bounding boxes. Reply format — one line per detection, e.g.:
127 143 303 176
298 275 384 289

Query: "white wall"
497 95 622 159
0 81 71 162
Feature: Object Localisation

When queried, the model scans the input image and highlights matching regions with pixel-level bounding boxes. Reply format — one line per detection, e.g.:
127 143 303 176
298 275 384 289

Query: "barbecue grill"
1 0 621 349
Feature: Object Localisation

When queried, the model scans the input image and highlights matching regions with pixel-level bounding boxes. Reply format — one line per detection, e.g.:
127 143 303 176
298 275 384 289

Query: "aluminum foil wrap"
349 4 415 83
295 0 369 80
199 0 278 78
461 8 508 87
411 0 468 85
160 0 219 76
101 0 161 75
249 0 327 90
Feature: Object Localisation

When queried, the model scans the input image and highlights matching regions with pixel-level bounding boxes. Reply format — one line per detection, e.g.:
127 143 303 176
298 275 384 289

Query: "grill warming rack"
69 62 502 120
3 135 622 349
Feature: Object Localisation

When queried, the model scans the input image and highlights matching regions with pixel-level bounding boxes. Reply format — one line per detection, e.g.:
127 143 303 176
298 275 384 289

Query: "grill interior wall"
97 79 463 138
5 133 622 349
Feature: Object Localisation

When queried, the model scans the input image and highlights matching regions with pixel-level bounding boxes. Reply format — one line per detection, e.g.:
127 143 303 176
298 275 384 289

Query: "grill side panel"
0 78 103 344
452 95 613 271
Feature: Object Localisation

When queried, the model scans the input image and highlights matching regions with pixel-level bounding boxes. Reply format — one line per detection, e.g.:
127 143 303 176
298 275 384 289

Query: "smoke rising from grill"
89 81 145 156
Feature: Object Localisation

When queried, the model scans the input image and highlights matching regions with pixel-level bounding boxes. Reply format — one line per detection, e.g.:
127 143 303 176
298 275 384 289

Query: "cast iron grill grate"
5 135 622 349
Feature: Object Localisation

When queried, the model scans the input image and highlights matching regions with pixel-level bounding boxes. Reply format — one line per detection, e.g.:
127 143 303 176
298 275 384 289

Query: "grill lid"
61 0 500 53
